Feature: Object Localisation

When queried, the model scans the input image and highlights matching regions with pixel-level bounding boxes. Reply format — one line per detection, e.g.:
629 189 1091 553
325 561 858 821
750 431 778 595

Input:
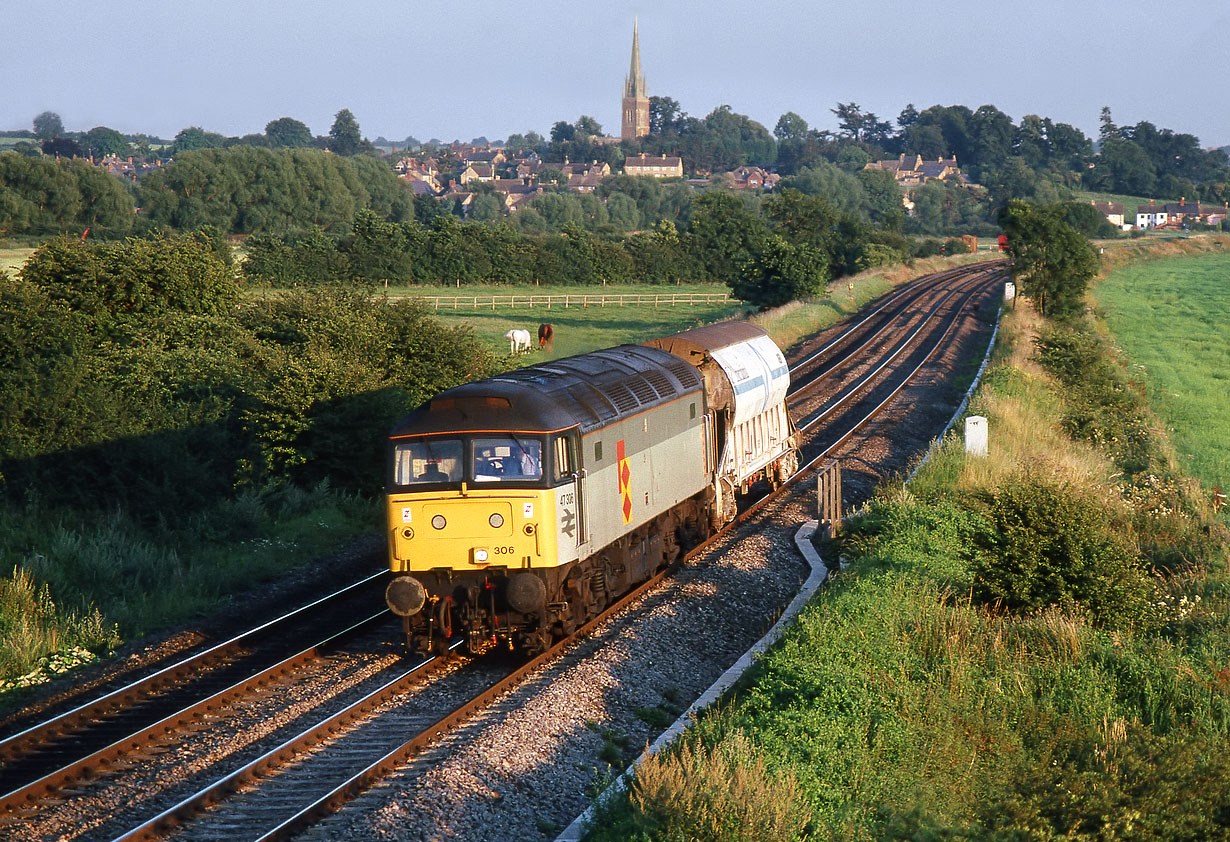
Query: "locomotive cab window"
552 434 575 483
472 437 544 483
393 438 463 486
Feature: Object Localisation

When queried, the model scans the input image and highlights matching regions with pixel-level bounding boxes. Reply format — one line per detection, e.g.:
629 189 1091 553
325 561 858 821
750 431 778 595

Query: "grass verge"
585 267 1230 840
753 252 999 352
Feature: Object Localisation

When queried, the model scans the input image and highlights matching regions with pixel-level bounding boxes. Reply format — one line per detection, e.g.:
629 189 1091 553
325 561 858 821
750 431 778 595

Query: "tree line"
6 99 1228 246
0 232 496 519
243 190 973 308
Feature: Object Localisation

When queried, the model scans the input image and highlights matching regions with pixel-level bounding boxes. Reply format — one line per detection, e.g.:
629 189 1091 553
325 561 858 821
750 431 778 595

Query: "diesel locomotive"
383 321 799 655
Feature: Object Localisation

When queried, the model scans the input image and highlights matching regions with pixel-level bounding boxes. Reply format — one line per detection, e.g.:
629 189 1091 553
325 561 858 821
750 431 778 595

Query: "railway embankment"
581 254 1230 840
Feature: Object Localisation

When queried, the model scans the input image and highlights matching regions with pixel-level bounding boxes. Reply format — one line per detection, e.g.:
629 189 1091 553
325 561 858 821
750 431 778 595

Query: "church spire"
625 18 646 99
621 19 650 140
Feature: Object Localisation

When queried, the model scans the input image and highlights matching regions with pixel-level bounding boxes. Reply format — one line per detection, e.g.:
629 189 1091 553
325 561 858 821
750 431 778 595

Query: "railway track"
3 261 1006 842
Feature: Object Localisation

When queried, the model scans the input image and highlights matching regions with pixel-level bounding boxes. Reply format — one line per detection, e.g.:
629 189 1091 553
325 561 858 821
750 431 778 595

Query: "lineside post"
815 459 843 540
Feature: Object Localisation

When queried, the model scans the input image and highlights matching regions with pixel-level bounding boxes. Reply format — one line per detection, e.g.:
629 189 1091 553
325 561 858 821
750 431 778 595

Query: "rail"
411 291 735 310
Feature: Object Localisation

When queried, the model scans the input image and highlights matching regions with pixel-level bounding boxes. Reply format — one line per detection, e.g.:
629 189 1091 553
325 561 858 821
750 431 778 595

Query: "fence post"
815 459 843 540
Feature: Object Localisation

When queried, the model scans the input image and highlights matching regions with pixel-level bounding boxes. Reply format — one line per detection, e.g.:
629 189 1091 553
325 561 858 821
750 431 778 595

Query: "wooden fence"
411 291 734 310
815 459 843 540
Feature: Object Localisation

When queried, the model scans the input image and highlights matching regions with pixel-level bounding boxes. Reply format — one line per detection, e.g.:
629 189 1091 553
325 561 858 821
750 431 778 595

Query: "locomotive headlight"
489 512 504 528
431 515 447 530
471 547 489 564
402 527 414 540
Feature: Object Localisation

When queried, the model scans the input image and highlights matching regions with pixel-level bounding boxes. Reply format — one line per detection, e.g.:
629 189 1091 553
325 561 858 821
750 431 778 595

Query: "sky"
4 1 1228 149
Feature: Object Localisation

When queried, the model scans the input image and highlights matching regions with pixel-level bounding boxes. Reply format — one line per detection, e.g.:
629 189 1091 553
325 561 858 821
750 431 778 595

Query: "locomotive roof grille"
391 345 703 438
642 369 673 397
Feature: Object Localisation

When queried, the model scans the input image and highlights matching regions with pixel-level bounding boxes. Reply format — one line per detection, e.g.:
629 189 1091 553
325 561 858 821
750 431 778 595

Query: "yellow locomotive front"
388 433 557 577
383 383 587 655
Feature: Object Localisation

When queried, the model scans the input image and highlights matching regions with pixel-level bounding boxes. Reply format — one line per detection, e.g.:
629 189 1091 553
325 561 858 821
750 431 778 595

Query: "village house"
514 154 543 180
1162 199 1230 228
1092 201 1126 229
1135 198 1230 229
1136 201 1169 229
97 154 165 182
725 165 780 191
864 154 966 185
563 161 612 192
504 189 543 213
624 153 683 178
462 148 506 169
458 164 496 185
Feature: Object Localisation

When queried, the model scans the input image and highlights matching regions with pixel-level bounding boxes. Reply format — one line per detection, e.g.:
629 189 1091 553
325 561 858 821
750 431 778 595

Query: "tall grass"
0 567 119 687
0 481 378 695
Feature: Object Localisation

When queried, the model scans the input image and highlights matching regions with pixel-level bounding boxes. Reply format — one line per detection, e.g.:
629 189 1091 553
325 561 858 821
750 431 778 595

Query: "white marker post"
965 415 988 457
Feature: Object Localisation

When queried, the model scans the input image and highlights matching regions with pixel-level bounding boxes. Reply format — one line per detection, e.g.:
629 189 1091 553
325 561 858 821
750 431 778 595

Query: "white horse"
504 329 532 354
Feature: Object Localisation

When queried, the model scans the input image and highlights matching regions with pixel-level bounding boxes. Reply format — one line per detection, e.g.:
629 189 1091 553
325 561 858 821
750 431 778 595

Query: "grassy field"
0 246 35 276
387 284 746 359
1093 251 1230 492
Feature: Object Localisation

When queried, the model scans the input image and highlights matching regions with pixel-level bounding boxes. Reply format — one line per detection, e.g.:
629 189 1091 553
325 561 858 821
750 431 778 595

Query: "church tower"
621 20 650 140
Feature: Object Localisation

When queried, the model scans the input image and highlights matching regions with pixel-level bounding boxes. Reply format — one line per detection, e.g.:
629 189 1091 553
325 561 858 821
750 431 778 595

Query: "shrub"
970 471 1154 628
976 707 1230 840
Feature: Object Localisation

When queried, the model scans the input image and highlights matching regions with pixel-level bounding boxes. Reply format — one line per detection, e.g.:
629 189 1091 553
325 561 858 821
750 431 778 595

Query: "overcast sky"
4 1 1228 148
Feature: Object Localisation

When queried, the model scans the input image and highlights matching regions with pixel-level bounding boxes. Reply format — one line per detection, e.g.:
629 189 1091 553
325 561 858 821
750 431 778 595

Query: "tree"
774 112 809 143
265 117 313 148
998 200 1099 318
81 126 130 159
171 126 227 153
40 137 84 158
856 168 905 230
33 111 64 140
649 96 684 135
763 189 840 253
550 121 576 144
896 104 920 130
328 109 362 156
574 115 603 137
731 235 828 308
688 191 767 282
1098 106 1118 144
832 102 891 145
1093 138 1157 195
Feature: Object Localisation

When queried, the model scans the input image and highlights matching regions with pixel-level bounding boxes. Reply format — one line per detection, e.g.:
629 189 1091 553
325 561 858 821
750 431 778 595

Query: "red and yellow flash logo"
617 439 633 523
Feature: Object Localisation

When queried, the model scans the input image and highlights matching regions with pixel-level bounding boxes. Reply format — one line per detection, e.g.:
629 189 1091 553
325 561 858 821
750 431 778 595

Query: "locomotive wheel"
521 626 552 657
434 597 454 655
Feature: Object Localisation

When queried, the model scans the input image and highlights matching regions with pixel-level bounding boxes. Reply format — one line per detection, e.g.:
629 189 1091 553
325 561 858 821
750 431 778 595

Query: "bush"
852 241 902 272
970 472 1154 628
1034 324 1159 472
